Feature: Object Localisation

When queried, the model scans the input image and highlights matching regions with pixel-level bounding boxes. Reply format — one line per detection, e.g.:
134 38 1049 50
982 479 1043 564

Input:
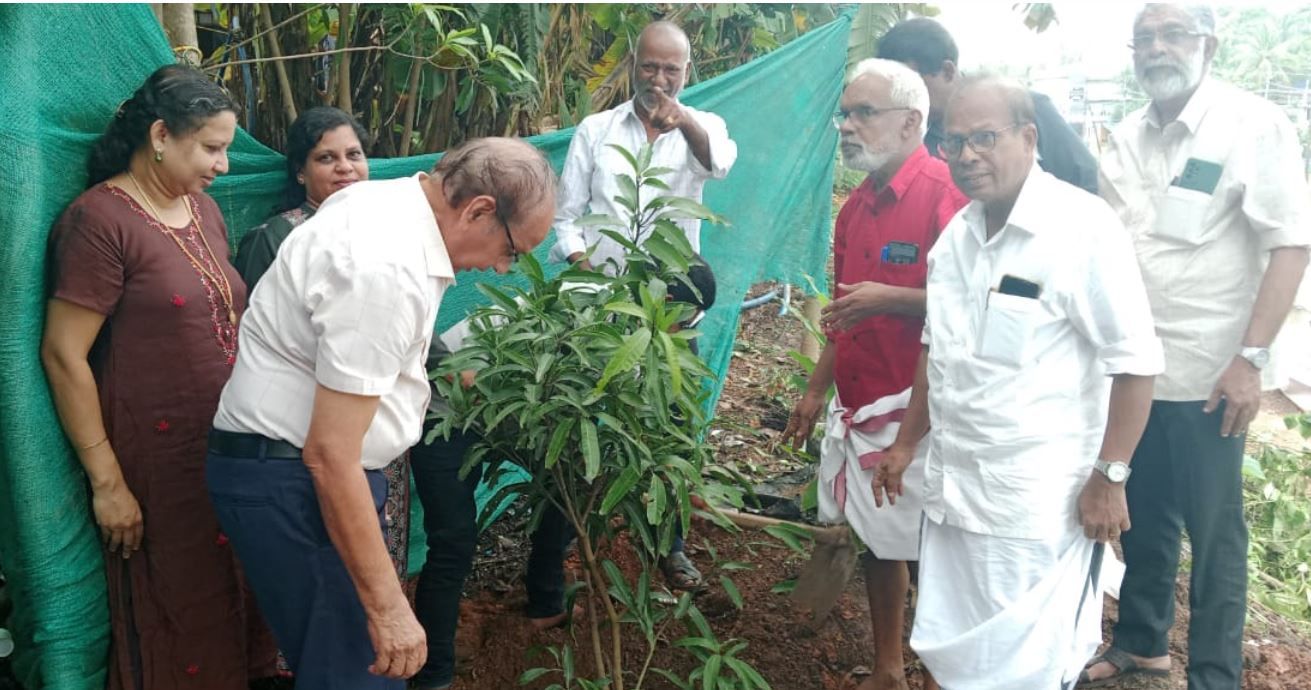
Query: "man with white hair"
1083 4 1311 687
873 75 1163 689
782 58 966 690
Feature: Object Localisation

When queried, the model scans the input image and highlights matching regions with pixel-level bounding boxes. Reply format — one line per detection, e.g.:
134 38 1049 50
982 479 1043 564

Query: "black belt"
208 429 303 460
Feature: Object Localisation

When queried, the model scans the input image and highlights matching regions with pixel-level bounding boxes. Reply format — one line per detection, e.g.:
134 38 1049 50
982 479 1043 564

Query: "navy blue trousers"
206 450 402 690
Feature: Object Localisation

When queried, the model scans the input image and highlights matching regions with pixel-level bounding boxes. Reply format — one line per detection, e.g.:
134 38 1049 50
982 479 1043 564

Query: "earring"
297 175 304 184
154 149 163 162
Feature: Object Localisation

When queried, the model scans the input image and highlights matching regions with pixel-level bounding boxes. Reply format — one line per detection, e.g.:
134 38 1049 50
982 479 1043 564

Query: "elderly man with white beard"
1081 4 1311 688
782 58 966 690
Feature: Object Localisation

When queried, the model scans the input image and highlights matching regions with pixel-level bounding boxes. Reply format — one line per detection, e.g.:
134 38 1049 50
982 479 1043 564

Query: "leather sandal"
659 551 706 592
1077 647 1170 688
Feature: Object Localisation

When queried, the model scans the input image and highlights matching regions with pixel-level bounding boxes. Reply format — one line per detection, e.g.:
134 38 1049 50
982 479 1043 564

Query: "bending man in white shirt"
551 20 738 275
1086 4 1311 687
871 77 1164 690
207 138 556 690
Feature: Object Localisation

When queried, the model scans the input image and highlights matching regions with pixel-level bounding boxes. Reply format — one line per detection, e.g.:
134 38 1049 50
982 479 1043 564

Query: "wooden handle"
712 508 850 545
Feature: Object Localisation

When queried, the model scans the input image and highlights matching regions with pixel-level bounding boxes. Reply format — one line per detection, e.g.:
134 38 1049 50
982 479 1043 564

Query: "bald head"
633 20 693 104
637 21 691 63
949 76 1035 129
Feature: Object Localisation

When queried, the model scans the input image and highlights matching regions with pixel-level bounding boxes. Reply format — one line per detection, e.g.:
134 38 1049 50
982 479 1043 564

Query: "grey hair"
950 74 1036 127
433 137 556 226
847 58 930 139
1135 4 1217 35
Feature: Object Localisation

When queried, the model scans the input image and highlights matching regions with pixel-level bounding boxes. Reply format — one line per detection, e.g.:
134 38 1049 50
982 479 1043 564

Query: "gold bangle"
77 436 109 452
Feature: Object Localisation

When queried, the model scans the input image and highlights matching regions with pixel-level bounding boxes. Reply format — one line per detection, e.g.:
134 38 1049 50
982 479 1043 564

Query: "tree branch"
257 3 298 123
203 3 326 66
336 3 354 112
398 57 422 157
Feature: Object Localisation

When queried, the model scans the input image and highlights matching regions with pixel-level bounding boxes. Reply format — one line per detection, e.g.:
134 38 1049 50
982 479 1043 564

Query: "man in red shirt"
783 58 967 690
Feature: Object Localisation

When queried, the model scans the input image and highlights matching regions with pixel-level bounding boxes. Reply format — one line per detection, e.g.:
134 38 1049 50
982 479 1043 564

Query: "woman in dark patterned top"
232 107 369 289
41 65 278 689
232 108 412 583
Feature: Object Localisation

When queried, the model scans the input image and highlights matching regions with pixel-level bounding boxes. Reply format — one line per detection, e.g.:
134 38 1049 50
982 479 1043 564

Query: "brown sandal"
1077 647 1170 688
659 551 705 591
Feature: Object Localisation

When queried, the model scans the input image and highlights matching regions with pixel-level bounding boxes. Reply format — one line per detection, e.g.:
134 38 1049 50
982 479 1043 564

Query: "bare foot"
855 670 909 690
1082 652 1170 682
528 610 569 631
527 603 585 631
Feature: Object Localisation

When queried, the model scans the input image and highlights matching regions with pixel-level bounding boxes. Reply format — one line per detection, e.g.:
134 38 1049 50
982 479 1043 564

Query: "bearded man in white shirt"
1083 5 1311 688
549 19 736 591
551 20 738 276
871 77 1165 690
207 138 556 689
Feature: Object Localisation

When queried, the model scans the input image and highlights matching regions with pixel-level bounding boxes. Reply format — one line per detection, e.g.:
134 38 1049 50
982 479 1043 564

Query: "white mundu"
911 165 1164 688
815 388 925 561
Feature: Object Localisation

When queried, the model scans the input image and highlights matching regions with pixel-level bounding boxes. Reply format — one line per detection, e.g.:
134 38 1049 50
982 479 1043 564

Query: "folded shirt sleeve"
686 110 738 180
307 249 427 396
1234 109 1311 252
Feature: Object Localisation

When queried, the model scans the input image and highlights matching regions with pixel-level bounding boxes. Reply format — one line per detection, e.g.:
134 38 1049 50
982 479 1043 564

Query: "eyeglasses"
937 124 1021 159
832 105 912 129
496 211 519 263
1129 28 1207 51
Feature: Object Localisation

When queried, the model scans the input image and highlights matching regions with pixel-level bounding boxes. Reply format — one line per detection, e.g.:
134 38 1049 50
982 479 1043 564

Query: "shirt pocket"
1150 185 1213 246
874 256 926 289
975 291 1043 367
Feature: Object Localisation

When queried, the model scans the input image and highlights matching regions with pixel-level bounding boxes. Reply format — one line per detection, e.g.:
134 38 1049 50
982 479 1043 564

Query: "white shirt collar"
413 173 456 280
1144 75 1217 133
966 160 1047 243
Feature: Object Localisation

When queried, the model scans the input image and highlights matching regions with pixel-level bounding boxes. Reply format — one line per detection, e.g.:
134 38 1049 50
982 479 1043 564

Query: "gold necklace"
127 171 236 324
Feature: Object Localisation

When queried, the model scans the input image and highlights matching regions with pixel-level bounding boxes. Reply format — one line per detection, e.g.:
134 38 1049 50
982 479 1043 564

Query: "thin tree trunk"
337 3 354 113
800 296 822 360
258 3 299 124
398 57 423 157
161 4 201 66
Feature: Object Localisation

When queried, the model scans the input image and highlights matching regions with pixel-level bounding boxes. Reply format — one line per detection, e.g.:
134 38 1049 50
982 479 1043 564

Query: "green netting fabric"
0 4 848 687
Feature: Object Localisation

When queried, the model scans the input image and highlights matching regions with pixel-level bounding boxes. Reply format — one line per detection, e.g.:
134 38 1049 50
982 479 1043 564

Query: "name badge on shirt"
881 241 920 265
1174 158 1223 195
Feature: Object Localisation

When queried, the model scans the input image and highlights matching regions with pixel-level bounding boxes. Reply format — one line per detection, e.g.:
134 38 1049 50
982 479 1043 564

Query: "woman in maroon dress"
41 64 277 689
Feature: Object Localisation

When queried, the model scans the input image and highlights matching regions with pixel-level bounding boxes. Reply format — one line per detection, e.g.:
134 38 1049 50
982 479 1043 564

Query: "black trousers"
1113 400 1247 690
409 429 573 688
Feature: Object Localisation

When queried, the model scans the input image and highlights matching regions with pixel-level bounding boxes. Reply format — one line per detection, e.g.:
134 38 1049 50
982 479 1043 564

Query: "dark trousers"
1113 400 1247 690
205 449 401 690
409 430 573 688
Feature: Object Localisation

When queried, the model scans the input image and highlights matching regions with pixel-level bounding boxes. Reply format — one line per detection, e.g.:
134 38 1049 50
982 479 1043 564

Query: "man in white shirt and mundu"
872 77 1165 689
1085 4 1311 688
551 20 738 275
206 138 556 689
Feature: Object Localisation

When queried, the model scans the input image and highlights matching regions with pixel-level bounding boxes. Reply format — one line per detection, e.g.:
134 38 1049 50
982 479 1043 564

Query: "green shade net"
0 4 849 687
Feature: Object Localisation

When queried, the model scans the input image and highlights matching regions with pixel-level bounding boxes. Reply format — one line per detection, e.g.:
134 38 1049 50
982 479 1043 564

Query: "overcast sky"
933 2 1141 80
930 2 1311 81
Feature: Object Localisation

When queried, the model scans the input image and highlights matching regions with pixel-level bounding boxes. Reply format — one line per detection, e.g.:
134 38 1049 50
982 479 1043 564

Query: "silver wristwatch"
1240 346 1271 370
1094 460 1132 484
